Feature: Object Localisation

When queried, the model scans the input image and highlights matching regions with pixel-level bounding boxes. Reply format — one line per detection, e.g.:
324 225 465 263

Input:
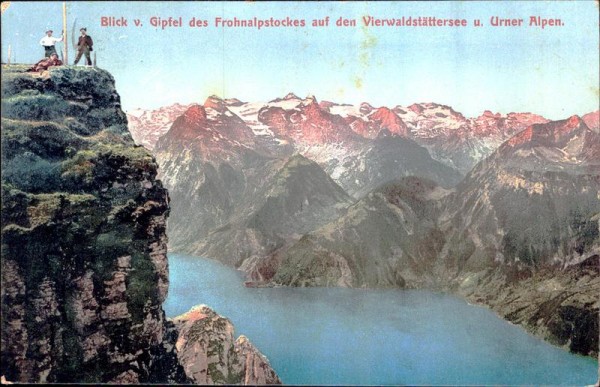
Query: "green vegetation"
2 92 69 121
3 152 62 192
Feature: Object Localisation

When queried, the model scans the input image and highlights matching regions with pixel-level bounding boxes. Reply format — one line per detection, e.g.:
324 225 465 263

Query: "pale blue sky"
2 1 598 119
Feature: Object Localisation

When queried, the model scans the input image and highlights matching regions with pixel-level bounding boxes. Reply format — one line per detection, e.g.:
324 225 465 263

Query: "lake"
163 253 598 385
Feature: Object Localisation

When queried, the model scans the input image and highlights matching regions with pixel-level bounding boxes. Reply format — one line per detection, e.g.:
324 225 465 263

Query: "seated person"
27 53 63 72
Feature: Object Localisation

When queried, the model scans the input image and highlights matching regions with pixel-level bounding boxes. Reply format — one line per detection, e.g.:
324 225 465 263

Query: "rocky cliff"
0 65 279 384
173 305 281 385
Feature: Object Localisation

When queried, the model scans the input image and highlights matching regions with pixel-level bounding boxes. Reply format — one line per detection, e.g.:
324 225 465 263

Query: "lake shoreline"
164 253 597 385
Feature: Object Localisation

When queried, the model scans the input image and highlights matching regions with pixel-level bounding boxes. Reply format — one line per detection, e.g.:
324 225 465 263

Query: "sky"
1 1 598 119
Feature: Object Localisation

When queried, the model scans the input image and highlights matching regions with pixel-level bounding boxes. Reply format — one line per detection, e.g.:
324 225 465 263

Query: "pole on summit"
62 2 68 64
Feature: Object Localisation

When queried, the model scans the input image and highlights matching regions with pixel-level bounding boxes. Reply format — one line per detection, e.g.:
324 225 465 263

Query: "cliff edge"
0 65 280 384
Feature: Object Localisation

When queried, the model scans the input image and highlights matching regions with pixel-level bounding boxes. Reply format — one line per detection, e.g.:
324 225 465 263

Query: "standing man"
74 28 93 66
39 30 63 57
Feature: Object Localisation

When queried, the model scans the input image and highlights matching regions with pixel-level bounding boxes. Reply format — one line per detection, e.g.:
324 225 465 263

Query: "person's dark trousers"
44 46 57 57
74 47 91 65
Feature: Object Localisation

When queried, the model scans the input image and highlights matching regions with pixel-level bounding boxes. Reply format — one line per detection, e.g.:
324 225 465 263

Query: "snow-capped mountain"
127 103 193 150
128 96 554 174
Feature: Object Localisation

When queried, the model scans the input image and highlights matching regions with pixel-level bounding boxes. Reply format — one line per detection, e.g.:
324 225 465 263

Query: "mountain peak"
566 114 583 127
283 92 300 100
505 115 589 150
407 103 424 114
369 106 409 137
302 94 318 105
182 104 207 123
204 95 227 112
224 97 244 106
360 102 374 114
482 110 501 118
582 110 599 133
300 96 319 109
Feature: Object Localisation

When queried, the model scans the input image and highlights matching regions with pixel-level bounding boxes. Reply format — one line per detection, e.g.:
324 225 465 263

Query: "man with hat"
74 28 93 66
39 29 63 57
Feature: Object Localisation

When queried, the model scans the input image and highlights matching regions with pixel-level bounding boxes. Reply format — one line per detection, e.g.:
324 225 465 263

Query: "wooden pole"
62 2 68 64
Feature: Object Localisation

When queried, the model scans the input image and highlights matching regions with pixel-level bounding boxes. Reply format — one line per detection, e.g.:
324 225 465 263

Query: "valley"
128 94 600 359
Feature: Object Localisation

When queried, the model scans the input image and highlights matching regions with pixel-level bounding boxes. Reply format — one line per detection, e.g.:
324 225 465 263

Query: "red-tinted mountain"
501 115 599 165
257 96 362 145
127 103 193 150
156 97 257 161
582 110 599 133
389 103 550 173
251 95 462 196
341 106 409 139
471 110 549 137
269 92 300 103
368 106 409 137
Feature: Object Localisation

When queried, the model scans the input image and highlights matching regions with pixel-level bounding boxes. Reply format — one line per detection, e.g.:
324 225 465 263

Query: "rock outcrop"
173 305 281 385
1 65 279 384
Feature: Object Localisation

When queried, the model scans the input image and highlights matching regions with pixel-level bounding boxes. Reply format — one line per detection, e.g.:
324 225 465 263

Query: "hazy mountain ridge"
272 177 448 288
152 95 460 271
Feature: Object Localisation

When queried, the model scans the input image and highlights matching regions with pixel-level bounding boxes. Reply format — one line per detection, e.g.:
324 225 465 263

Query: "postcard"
1 1 598 385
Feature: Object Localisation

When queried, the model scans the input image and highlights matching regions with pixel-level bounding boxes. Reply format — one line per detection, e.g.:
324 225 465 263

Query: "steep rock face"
173 305 281 385
1 65 183 383
273 177 448 288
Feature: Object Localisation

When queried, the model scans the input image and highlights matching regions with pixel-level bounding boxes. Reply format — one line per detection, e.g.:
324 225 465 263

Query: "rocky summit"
0 65 280 384
173 305 281 385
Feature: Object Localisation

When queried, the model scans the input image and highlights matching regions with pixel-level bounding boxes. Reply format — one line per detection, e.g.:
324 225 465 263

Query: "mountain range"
128 95 599 357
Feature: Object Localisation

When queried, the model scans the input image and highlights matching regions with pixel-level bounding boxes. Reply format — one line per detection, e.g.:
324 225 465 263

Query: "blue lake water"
164 253 598 385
